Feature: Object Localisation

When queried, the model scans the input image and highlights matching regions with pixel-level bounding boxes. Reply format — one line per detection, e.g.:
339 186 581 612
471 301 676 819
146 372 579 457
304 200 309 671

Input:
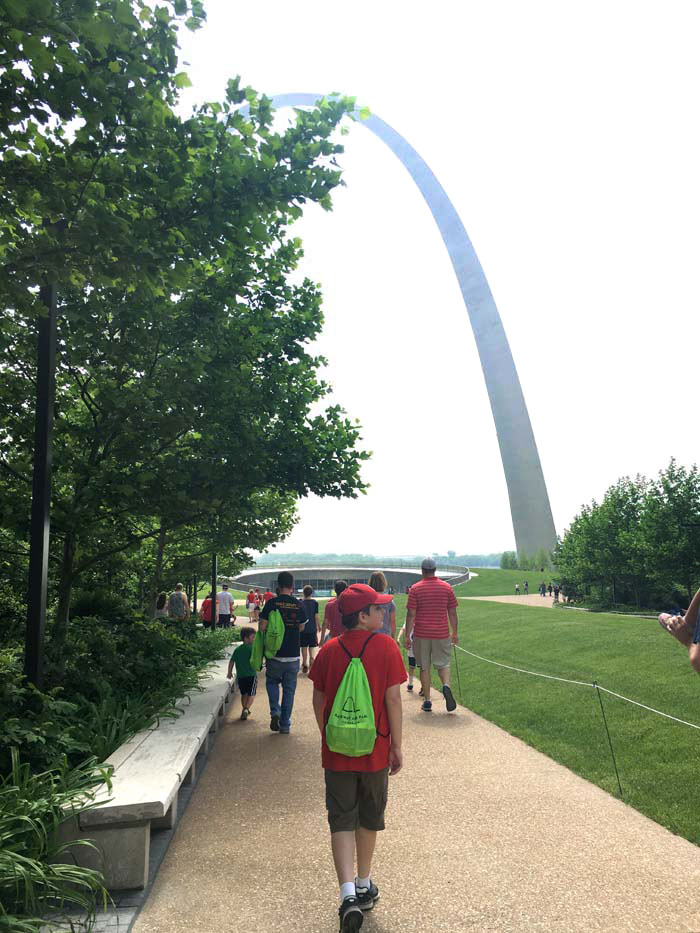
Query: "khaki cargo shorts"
412 636 452 672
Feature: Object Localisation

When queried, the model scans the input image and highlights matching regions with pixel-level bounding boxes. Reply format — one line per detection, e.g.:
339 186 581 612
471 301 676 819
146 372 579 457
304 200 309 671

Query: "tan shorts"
412 636 452 671
324 769 389 833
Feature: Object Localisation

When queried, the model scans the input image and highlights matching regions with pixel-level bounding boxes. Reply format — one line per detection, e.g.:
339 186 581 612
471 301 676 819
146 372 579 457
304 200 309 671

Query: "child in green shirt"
227 627 257 721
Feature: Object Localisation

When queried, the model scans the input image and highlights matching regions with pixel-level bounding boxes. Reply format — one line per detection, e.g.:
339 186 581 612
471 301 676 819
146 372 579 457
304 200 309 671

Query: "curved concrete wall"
268 94 557 557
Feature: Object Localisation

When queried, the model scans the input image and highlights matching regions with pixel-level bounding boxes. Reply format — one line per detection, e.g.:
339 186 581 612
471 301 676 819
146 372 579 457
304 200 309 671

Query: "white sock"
355 875 371 890
340 882 356 903
408 671 414 684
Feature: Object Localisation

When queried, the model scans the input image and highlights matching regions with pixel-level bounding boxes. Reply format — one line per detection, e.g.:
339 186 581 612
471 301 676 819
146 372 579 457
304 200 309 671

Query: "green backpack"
250 609 286 672
325 633 378 757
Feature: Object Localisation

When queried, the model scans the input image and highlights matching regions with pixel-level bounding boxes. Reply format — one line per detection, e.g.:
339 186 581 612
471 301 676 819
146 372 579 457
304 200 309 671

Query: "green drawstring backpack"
250 608 286 673
325 633 378 757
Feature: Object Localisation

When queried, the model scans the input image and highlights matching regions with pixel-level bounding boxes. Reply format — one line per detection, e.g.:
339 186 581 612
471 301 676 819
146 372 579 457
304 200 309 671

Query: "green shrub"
68 588 140 624
0 750 110 932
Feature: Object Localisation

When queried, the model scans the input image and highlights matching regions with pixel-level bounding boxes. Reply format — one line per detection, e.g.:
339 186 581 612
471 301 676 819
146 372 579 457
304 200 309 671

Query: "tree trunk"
53 531 77 657
152 522 167 614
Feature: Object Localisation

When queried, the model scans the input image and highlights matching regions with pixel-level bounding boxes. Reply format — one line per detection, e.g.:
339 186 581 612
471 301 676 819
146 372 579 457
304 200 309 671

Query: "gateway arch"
270 94 557 557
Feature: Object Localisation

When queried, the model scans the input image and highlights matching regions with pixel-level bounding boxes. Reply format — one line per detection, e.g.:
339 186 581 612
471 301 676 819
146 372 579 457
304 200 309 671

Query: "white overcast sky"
178 1 700 557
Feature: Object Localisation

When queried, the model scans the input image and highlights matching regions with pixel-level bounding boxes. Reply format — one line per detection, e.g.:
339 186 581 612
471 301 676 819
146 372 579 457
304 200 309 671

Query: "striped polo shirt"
407 576 458 639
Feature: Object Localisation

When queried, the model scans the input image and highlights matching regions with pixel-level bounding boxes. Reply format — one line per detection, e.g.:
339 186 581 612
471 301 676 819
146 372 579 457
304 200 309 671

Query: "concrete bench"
59 656 233 891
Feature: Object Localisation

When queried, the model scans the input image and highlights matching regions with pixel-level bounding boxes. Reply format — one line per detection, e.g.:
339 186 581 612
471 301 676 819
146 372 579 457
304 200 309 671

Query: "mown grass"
453 567 556 597
392 594 700 846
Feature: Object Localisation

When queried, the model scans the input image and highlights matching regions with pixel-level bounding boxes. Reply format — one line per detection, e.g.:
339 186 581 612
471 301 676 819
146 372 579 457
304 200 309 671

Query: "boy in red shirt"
310 584 406 932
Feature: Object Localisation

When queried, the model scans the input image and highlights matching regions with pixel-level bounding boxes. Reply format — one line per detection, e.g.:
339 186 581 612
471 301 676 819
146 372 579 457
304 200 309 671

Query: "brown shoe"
302 664 309 674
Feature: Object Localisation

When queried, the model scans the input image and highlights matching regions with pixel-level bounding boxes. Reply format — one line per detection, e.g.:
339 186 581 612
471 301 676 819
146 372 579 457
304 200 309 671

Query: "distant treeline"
254 552 504 567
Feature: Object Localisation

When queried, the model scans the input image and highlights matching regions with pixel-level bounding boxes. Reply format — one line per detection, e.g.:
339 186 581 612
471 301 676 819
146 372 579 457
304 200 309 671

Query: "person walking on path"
258 571 307 734
199 591 216 629
368 572 396 639
154 591 168 619
310 583 406 932
227 627 258 720
167 583 190 621
217 583 235 628
524 580 529 595
262 587 275 608
515 582 520 596
397 621 417 691
405 557 458 713
246 589 256 621
253 588 262 622
301 584 321 673
321 580 348 643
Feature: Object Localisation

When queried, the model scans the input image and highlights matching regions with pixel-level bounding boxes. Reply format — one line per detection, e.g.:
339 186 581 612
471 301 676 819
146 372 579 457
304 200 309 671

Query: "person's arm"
185 595 190 620
448 606 458 644
385 683 403 775
258 603 269 631
315 612 321 632
312 688 326 733
227 656 234 679
389 606 396 640
320 603 330 641
405 607 416 643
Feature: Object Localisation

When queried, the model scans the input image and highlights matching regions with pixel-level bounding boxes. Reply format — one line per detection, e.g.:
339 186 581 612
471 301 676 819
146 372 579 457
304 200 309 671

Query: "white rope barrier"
453 644 700 731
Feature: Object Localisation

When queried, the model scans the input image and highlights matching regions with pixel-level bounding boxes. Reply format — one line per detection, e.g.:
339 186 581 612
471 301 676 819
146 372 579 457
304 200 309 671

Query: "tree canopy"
0 0 369 647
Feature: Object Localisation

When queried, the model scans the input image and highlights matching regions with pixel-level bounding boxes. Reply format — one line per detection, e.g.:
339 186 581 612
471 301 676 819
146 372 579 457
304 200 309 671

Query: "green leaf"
174 72 192 89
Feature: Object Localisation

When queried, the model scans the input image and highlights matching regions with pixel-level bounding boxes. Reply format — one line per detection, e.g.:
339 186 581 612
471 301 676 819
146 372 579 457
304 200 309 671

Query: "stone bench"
59 656 233 891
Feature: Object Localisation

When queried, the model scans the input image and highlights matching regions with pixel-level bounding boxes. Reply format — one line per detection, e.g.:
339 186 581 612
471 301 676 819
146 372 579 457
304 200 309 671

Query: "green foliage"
0 0 369 656
0 750 110 932
500 551 518 569
555 460 700 608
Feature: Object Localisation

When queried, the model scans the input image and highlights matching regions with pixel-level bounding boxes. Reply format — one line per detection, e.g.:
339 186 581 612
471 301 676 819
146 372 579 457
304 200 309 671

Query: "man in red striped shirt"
405 557 459 713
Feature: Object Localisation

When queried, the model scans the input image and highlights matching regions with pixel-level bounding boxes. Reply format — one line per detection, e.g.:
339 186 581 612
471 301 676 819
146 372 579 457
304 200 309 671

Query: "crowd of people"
223 557 457 931
513 580 562 601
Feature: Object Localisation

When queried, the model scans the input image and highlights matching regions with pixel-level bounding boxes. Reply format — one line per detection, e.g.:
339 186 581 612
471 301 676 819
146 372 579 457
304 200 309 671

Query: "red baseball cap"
337 583 393 615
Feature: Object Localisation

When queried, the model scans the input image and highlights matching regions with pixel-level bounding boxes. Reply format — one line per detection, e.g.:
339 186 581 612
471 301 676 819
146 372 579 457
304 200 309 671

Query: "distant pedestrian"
540 582 546 597
253 588 262 621
300 584 320 673
217 583 236 628
246 589 256 621
524 581 529 595
309 583 405 931
227 627 258 720
154 591 168 619
548 583 553 597
553 585 560 602
263 587 275 607
199 591 215 629
368 571 396 639
320 580 348 643
167 583 190 621
515 582 520 595
259 571 308 734
397 621 417 691
405 558 459 713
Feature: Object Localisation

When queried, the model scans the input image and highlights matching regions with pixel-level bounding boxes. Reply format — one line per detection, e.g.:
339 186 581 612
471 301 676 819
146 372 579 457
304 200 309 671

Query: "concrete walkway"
133 675 700 933
462 593 563 608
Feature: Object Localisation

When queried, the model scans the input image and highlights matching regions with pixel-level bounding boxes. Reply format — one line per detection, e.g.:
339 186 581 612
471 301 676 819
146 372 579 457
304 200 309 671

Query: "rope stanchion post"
453 644 463 702
594 680 623 799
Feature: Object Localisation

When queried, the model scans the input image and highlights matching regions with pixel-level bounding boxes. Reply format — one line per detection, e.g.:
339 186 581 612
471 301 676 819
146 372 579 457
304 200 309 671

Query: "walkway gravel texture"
133 672 700 933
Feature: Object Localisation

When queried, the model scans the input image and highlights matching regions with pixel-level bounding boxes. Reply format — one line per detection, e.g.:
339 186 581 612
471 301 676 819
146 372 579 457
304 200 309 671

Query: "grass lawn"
391 594 700 847
454 568 556 597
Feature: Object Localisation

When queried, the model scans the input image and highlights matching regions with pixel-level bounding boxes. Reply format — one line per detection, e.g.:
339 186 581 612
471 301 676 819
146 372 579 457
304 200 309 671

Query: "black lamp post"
24 282 58 688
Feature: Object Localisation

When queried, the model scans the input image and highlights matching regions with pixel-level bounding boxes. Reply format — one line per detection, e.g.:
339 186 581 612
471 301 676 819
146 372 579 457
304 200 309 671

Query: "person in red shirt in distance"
310 584 406 932
320 579 348 643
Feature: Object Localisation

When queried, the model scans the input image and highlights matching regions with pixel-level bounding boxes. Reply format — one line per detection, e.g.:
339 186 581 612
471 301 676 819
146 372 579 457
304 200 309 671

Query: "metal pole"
193 575 198 616
210 554 217 631
24 283 58 688
594 682 623 798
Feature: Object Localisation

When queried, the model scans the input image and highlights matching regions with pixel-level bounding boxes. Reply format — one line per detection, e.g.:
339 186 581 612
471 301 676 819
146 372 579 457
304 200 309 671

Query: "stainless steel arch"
271 94 557 557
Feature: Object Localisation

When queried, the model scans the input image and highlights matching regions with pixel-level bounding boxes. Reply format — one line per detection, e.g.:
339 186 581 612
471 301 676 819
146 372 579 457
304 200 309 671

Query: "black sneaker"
443 684 457 712
270 714 280 732
421 700 432 712
338 896 364 931
356 881 379 911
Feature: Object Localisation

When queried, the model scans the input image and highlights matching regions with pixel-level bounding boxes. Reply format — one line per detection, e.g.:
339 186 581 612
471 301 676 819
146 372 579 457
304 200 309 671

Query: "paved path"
462 593 563 608
134 675 700 933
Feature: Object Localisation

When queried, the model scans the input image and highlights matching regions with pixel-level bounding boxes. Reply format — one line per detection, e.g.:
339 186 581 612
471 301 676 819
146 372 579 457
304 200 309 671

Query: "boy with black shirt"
310 583 406 932
258 570 307 734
